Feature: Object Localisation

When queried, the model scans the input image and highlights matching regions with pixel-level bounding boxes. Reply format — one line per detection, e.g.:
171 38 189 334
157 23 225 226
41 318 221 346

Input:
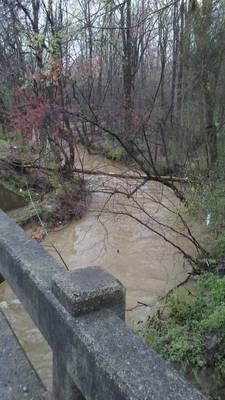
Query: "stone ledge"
52 267 126 319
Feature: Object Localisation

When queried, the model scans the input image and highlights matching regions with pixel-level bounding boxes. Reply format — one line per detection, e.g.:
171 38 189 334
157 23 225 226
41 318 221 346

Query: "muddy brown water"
0 148 194 390
0 183 25 211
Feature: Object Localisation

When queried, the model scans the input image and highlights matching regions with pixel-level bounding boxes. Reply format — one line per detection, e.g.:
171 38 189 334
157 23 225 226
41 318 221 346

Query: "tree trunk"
171 3 179 123
121 0 134 136
203 83 217 167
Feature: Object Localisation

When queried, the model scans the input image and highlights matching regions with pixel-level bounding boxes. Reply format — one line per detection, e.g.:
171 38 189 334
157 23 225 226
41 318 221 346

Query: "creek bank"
138 272 225 400
0 141 89 234
80 137 182 176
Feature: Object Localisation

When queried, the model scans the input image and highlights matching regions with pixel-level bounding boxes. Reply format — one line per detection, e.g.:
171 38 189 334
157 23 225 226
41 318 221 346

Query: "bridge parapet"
0 210 206 400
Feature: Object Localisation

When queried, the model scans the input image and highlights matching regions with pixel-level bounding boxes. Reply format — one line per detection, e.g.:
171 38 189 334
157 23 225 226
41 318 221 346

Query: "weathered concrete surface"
0 210 207 400
0 310 46 400
52 267 126 319
52 266 126 399
53 352 85 400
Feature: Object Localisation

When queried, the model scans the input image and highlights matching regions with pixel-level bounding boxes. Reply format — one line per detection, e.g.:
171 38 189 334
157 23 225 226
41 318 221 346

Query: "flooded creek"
0 148 194 389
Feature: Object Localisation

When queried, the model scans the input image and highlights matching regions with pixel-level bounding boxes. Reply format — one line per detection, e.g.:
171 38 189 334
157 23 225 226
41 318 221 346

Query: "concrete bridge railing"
0 210 206 400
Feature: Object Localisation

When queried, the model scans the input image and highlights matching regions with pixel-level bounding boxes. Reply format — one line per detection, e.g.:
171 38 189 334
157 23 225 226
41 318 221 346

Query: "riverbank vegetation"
139 272 225 399
0 0 224 398
138 163 225 399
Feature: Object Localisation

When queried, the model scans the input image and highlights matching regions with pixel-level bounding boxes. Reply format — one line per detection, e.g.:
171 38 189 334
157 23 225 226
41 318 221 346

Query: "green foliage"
0 128 21 143
0 139 10 157
0 126 6 140
0 173 37 203
1 174 24 194
215 234 225 259
20 188 36 203
107 146 126 161
165 287 195 321
34 201 43 216
91 139 127 161
15 216 27 224
185 160 225 266
138 273 225 399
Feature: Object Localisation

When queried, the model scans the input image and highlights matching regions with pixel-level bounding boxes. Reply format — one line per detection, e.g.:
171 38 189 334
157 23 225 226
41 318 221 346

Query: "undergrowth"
184 160 225 268
138 273 225 399
91 138 127 161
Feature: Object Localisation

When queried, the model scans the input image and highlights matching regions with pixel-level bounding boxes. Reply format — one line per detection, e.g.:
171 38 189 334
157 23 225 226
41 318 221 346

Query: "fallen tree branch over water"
7 159 188 183
5 155 208 274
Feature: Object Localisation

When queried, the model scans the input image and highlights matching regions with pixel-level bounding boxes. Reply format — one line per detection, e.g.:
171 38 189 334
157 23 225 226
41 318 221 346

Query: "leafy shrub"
91 138 127 161
107 146 126 161
165 287 195 321
138 273 225 399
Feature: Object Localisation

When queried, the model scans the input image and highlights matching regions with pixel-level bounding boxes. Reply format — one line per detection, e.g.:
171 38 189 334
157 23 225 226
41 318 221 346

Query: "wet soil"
0 141 88 230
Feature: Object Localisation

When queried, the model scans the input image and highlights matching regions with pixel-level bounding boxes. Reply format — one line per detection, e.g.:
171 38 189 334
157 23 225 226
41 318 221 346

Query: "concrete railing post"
53 353 85 400
51 266 126 400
